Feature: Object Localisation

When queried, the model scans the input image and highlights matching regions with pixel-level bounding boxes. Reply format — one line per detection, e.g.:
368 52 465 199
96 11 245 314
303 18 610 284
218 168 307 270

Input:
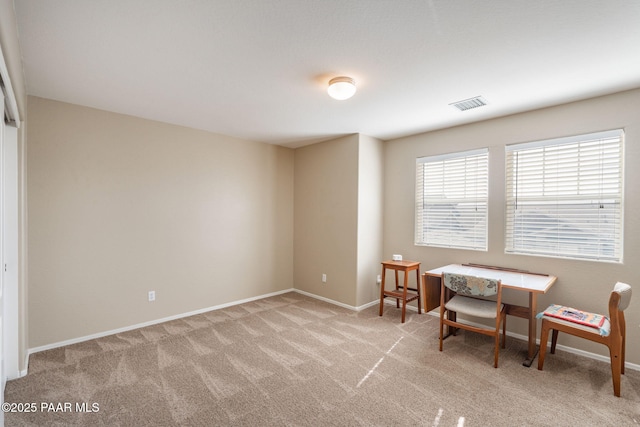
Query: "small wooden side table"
379 260 422 323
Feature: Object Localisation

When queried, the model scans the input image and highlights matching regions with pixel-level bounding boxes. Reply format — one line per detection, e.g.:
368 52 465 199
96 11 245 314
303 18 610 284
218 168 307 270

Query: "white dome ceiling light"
327 76 356 100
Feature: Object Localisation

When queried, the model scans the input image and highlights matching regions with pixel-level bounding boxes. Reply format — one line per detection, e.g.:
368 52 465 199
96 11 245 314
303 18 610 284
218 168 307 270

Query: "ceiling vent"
450 96 488 111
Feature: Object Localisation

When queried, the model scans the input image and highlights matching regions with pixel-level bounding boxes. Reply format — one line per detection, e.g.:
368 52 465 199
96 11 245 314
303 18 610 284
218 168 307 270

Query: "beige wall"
27 97 294 348
384 88 640 364
356 135 384 307
294 135 360 305
294 134 384 308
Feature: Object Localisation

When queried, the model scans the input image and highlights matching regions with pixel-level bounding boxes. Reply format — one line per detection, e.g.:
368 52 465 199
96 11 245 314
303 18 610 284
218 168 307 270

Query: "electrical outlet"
148 290 156 302
322 274 327 283
376 275 382 285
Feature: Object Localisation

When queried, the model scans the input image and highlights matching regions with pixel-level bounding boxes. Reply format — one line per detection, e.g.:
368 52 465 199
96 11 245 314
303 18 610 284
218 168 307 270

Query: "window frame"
504 129 624 263
415 148 489 251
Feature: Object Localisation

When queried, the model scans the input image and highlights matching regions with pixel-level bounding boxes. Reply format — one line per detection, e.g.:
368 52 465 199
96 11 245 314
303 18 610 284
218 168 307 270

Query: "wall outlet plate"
392 254 403 261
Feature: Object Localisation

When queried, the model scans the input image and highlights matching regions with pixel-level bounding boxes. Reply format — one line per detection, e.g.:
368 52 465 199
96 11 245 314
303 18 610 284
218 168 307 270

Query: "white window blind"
415 148 488 250
505 129 624 262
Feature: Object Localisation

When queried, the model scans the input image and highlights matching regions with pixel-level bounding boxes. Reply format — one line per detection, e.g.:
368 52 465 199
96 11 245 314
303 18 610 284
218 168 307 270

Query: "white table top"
426 264 557 294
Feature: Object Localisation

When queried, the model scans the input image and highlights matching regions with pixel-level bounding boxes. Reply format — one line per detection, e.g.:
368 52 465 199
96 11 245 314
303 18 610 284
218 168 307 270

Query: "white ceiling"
13 0 640 148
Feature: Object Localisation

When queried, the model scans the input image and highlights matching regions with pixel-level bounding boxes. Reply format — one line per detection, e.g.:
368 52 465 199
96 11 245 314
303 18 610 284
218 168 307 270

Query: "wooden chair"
439 272 507 368
537 282 632 397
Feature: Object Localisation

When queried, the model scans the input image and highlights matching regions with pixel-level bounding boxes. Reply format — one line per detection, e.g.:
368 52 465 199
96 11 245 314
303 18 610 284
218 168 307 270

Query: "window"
505 129 624 262
415 149 488 250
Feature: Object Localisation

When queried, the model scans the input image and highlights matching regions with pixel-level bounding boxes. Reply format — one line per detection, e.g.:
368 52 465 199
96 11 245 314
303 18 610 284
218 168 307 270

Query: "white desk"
425 264 557 367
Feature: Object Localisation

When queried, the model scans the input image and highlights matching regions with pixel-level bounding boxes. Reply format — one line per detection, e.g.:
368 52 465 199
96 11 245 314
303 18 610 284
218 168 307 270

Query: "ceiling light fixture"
327 76 356 100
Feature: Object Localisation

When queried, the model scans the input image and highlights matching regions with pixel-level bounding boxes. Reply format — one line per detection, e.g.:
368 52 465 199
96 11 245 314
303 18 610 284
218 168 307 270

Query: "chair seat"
445 295 504 319
540 314 611 337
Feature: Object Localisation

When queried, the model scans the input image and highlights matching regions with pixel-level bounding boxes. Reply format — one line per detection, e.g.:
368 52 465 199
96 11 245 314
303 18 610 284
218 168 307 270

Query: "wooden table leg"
415 268 422 314
522 292 539 367
401 270 409 323
379 265 386 316
395 270 400 308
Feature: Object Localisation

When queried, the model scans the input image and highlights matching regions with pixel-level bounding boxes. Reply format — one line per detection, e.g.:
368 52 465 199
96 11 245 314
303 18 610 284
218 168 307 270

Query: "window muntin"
415 148 488 250
505 130 624 262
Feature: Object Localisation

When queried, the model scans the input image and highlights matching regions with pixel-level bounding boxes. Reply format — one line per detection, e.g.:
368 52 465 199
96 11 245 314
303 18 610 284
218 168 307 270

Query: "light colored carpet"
5 292 640 426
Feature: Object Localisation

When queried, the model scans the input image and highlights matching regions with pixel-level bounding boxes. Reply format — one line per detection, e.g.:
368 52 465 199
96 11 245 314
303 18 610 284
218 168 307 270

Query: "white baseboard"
292 289 360 310
25 288 639 375
292 289 381 311
20 354 29 378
